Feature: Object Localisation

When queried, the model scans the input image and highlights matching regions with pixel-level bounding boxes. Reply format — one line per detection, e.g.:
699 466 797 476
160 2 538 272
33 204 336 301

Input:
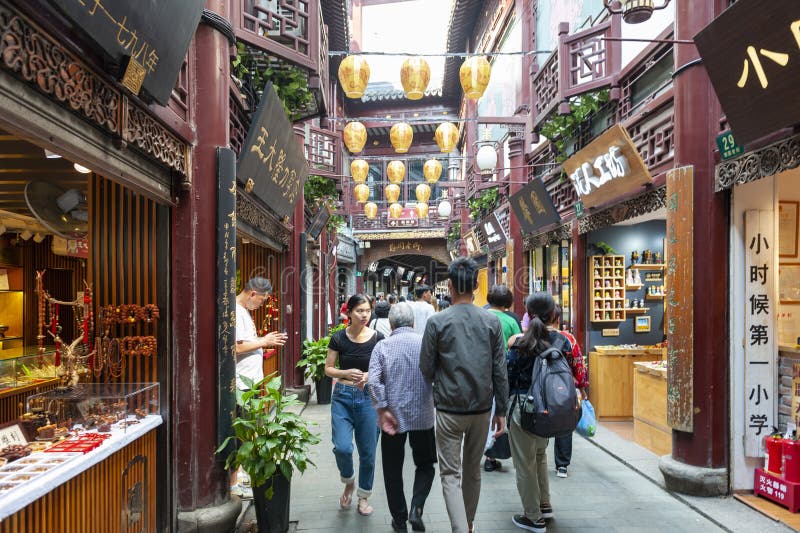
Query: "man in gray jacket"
419 257 509 533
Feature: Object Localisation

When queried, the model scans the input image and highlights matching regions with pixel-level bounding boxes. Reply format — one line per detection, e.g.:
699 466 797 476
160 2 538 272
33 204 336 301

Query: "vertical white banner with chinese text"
744 209 776 456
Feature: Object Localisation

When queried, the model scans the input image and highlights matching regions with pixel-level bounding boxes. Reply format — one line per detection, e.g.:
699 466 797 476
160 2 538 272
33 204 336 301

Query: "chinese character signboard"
387 208 419 228
52 0 204 105
307 205 332 240
509 179 560 234
463 230 481 257
562 124 652 209
744 209 776 456
237 83 310 219
694 0 800 146
715 131 745 161
481 212 507 251
666 167 694 432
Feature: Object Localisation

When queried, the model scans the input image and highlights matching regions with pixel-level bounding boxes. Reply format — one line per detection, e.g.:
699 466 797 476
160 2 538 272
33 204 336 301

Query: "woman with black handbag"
506 292 573 533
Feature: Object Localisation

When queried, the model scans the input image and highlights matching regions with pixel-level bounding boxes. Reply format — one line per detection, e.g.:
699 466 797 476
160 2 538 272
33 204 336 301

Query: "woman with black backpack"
506 292 576 533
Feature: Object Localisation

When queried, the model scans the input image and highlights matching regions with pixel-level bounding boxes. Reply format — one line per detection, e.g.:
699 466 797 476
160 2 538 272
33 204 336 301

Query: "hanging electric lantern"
390 122 413 153
437 190 452 218
415 183 431 203
435 122 459 153
388 203 403 219
476 144 498 176
343 122 367 153
384 184 401 204
364 202 378 219
400 57 431 100
416 202 430 218
338 55 371 99
423 159 442 183
387 160 406 184
459 56 492 100
351 159 369 182
354 183 370 203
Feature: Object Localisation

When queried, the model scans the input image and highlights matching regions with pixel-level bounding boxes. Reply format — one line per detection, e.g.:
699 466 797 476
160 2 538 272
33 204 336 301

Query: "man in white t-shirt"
235 277 287 390
410 284 435 335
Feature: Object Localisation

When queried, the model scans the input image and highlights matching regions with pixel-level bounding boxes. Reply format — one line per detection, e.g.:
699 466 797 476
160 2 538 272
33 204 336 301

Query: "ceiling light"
32 233 45 243
44 149 62 159
19 229 32 241
73 163 92 174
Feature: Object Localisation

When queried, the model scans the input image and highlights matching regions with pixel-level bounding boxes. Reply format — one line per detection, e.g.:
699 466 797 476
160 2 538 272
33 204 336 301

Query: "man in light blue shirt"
369 303 435 533
409 284 435 335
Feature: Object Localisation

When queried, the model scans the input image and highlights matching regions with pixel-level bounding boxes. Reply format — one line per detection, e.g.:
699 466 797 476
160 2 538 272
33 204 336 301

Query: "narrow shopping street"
269 399 791 533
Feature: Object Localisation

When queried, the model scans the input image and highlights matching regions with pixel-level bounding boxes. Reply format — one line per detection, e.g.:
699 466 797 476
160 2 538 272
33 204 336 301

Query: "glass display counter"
0 351 57 393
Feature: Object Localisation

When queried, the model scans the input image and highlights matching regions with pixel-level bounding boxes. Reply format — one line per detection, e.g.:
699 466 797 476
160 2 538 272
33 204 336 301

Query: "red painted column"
508 136 527 317
670 0 729 472
284 190 305 388
171 0 233 519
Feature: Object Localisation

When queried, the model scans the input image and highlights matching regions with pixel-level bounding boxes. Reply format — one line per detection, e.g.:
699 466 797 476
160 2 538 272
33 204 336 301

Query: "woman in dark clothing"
325 294 385 516
506 292 573 533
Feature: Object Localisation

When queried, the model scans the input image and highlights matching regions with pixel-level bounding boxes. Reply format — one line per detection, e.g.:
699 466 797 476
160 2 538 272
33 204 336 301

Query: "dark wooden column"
172 1 240 527
284 191 306 389
661 0 729 494
508 136 527 317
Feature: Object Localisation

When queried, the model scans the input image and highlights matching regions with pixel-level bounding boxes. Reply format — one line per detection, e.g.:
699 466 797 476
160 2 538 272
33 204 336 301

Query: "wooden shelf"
625 308 649 314
630 264 665 270
593 319 624 323
626 284 643 290
590 255 626 324
646 294 664 300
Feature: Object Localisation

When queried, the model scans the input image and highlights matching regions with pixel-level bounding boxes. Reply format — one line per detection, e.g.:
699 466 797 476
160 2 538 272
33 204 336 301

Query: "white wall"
620 3 674 70
730 175 777 490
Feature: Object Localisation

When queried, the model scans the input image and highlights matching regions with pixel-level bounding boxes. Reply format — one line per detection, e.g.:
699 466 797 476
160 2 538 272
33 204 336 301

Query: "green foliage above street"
467 186 499 220
539 89 610 163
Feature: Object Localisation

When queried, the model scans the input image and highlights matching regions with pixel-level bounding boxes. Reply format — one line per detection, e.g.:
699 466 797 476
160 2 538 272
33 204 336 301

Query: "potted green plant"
217 373 320 533
299 336 333 404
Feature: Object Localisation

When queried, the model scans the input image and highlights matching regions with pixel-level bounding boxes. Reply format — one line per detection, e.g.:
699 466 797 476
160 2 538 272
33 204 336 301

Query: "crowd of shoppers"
234 259 588 533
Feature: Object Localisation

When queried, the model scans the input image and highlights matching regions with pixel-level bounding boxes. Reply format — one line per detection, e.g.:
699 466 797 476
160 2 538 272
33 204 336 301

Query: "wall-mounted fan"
24 181 88 238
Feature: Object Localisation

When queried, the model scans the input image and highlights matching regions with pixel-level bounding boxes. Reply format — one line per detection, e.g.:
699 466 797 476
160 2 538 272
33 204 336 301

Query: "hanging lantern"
459 56 491 100
388 203 403 219
338 55 371 99
423 159 442 183
390 122 414 153
354 183 370 203
343 122 367 153
435 122 459 153
364 202 378 219
387 160 406 184
351 159 369 182
476 144 498 175
385 184 401 204
400 57 431 100
437 190 452 218
416 202 429 218
415 183 431 203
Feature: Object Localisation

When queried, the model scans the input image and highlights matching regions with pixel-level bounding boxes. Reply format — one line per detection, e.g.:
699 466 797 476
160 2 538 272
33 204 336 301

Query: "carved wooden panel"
235 0 316 69
618 44 673 121
666 166 694 432
716 133 800 192
532 51 559 126
124 102 187 176
168 56 190 122
560 19 619 99
305 125 339 176
229 85 249 155
624 100 675 170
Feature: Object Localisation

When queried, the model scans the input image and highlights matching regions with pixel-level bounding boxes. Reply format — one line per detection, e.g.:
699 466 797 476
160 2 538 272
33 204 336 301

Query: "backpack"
514 337 581 438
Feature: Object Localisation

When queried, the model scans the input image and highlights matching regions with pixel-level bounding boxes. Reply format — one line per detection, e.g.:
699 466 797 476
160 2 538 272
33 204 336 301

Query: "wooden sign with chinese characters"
237 83 310 219
744 209 776 456
666 167 694 432
387 208 419 228
694 0 800 145
51 0 204 105
481 212 507 251
463 230 481 257
389 241 422 253
562 124 652 209
509 178 560 234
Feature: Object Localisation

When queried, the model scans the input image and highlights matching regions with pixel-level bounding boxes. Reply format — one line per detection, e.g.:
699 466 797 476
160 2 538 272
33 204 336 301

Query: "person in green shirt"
484 284 522 471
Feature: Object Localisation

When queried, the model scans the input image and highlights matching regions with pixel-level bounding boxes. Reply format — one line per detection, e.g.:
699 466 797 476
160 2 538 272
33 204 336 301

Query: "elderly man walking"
420 257 509 533
369 303 436 532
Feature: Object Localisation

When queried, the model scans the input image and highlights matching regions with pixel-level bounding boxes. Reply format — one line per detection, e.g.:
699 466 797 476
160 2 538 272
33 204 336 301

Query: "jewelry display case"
0 352 57 393
25 382 160 435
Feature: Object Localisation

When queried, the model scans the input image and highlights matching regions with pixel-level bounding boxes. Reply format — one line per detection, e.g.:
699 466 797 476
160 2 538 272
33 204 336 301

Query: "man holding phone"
235 277 287 390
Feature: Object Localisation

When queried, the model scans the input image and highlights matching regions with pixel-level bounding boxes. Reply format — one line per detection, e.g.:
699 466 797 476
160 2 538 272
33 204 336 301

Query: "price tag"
0 424 27 447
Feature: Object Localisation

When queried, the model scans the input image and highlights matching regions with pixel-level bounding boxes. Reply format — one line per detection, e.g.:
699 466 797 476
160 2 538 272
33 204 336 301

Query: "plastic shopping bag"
576 399 597 437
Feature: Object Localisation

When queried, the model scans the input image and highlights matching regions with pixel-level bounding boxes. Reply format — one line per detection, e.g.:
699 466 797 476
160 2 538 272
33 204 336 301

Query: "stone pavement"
279 399 793 533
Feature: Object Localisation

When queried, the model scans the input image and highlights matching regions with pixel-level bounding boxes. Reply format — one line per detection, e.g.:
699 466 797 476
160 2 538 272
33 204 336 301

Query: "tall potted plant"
299 337 332 404
217 374 320 533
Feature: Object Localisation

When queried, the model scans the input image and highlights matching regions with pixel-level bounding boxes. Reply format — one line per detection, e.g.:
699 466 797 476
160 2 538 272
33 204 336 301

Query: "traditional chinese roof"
442 0 484 98
322 0 350 55
361 87 444 102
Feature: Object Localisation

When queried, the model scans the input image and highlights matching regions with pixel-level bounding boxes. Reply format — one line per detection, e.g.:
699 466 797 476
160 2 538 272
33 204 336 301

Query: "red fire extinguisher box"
755 468 800 513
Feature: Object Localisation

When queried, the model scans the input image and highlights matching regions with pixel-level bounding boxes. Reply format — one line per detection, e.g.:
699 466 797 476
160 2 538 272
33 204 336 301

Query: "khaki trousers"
435 410 491 533
508 403 550 520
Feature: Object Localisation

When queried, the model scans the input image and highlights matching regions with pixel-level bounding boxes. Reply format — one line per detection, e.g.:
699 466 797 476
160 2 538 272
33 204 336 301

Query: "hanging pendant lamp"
416 202 429 218
437 190 452 218
435 122 459 153
364 202 378 219
400 57 431 100
338 55 371 99
343 122 367 153
423 159 442 183
459 56 491 100
387 161 406 184
388 203 403 219
351 159 369 182
415 183 431 203
390 122 413 154
354 183 370 203
385 184 401 204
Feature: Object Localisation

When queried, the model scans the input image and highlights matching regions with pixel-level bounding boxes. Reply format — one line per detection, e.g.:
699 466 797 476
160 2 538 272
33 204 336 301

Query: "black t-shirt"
328 329 385 372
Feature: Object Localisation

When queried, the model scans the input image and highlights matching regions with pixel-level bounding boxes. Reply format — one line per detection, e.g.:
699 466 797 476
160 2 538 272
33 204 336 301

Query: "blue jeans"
331 382 379 497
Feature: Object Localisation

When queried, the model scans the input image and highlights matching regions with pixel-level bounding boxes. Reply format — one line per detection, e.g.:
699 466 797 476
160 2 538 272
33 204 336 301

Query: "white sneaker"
556 467 567 478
